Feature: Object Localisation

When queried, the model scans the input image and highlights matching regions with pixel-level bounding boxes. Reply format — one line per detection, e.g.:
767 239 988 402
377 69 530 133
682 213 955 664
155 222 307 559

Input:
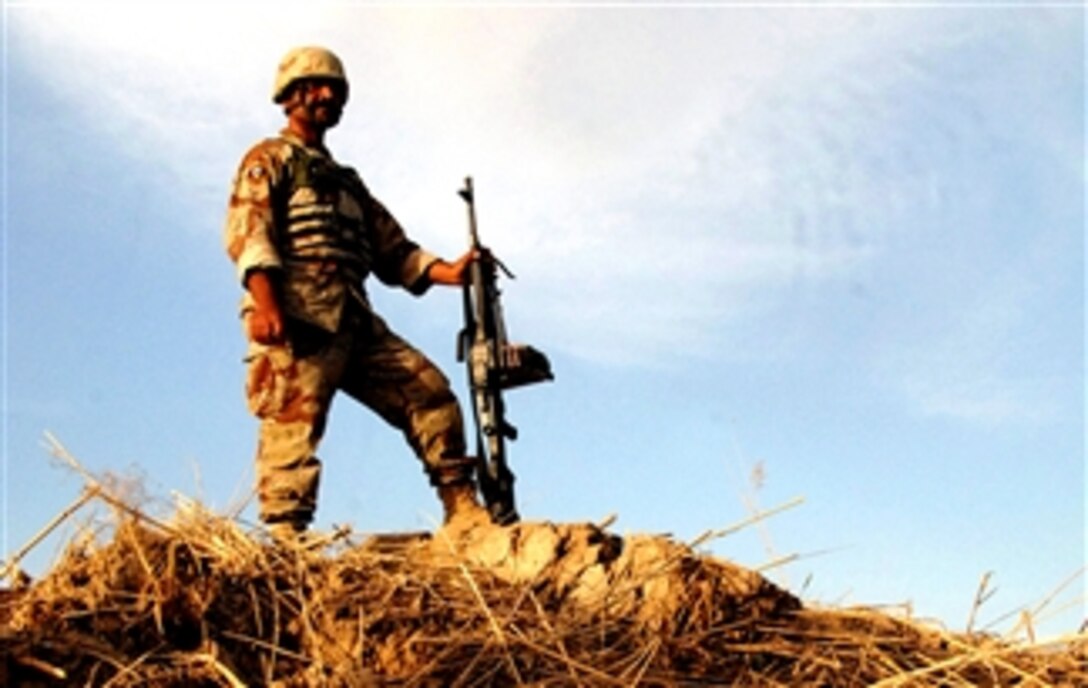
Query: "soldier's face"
289 79 346 129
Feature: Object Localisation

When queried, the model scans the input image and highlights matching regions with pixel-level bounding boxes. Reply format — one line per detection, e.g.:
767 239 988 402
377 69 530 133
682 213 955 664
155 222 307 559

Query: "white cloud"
10 6 1081 419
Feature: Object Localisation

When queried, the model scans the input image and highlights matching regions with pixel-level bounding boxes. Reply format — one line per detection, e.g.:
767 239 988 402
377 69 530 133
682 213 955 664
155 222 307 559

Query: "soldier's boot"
265 516 309 546
437 483 490 526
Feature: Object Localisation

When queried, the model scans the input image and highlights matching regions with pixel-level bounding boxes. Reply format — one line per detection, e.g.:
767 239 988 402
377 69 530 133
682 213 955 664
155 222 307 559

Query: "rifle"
457 177 553 525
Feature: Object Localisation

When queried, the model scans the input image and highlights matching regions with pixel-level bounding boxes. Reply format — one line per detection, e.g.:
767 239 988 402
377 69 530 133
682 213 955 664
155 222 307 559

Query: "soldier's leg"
245 330 346 530
338 314 475 490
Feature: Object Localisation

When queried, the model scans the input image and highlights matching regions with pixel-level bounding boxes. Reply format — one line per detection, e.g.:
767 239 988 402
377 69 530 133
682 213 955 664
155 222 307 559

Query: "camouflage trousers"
243 308 470 527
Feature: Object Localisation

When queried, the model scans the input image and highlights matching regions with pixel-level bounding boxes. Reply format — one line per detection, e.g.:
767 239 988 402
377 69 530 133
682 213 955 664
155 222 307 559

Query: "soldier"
224 46 488 539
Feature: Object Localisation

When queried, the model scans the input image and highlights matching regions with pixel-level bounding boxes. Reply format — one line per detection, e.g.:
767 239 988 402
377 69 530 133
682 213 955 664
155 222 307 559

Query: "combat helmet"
272 46 348 104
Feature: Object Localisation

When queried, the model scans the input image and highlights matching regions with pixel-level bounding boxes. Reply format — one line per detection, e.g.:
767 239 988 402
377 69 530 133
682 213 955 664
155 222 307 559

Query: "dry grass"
2 441 1084 686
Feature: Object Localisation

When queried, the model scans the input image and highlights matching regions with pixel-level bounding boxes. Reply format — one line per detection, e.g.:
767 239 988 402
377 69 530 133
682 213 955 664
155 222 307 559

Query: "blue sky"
2 3 1083 639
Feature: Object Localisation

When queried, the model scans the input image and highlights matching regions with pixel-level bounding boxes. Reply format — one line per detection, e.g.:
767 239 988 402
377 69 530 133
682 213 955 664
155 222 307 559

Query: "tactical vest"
276 141 373 283
266 139 378 331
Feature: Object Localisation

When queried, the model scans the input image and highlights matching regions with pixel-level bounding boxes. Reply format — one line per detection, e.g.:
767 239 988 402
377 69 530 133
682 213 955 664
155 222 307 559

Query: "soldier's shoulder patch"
237 138 291 187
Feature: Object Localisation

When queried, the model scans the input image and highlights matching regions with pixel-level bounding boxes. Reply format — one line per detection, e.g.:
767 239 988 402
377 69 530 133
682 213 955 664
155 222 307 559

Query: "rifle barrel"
461 176 481 248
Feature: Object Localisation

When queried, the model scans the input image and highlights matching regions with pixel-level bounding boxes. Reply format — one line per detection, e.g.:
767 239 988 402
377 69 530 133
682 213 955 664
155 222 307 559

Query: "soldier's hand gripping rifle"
457 177 553 526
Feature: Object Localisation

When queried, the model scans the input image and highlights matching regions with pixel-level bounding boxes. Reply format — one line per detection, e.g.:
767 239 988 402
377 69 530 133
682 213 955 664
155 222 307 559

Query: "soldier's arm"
366 195 442 294
224 143 286 344
244 271 285 344
426 249 476 286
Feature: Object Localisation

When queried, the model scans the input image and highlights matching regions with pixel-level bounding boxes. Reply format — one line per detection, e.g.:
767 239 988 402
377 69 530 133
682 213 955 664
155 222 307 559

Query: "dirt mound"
2 501 1084 686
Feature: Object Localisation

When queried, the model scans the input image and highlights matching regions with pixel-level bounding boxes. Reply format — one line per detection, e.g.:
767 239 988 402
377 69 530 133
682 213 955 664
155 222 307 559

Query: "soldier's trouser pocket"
244 346 298 420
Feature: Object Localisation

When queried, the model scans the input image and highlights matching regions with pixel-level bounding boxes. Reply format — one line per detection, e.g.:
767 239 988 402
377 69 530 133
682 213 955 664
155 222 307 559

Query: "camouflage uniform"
224 129 472 529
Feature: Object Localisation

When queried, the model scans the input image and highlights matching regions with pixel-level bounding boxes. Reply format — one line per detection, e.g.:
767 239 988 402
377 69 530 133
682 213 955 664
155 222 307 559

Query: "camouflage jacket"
224 129 439 332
